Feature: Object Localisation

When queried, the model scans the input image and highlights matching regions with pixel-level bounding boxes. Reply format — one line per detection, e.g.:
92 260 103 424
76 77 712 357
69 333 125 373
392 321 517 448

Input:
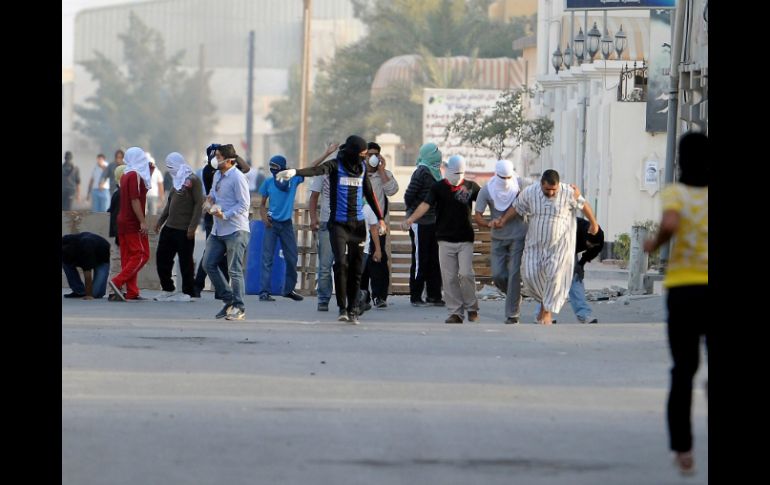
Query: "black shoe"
349 312 360 324
411 300 429 307
191 290 201 298
259 293 275 302
63 292 86 299
427 299 446 307
505 317 520 324
445 314 463 324
317 302 329 312
215 303 233 319
467 311 479 322
374 297 387 309
588 318 598 324
284 291 304 301
337 309 349 322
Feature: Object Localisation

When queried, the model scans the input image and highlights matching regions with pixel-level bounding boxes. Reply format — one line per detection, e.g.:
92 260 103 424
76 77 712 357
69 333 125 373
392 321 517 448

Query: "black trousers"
666 284 709 452
156 227 196 295
360 233 389 301
329 221 366 312
194 213 229 293
408 223 442 303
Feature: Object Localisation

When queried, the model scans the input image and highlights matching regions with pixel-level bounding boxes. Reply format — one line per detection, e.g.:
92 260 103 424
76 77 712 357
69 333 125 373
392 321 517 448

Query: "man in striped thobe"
496 170 599 325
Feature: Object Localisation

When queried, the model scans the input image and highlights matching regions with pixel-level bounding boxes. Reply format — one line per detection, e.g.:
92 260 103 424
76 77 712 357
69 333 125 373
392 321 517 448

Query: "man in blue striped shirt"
203 144 251 321
276 135 385 324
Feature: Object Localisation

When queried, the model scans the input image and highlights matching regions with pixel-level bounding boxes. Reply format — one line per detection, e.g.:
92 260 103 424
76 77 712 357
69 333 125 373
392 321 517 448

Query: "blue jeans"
91 188 110 212
534 273 592 322
63 262 109 298
260 220 298 296
491 237 525 319
316 222 334 303
204 230 249 309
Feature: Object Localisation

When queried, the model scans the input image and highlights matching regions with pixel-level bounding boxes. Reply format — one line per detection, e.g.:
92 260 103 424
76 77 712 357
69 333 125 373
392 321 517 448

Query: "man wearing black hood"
276 135 385 324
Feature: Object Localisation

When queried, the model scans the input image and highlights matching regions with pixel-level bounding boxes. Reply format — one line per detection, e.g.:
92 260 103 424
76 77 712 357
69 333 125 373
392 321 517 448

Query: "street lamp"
614 25 627 59
564 43 573 68
574 27 585 64
587 22 601 62
551 45 563 74
601 27 613 60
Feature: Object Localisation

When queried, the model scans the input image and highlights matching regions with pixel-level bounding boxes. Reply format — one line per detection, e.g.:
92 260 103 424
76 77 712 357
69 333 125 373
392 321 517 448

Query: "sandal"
673 451 695 476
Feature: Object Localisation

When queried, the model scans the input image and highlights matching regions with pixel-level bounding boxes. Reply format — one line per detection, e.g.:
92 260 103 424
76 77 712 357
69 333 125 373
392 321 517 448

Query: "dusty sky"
62 0 147 68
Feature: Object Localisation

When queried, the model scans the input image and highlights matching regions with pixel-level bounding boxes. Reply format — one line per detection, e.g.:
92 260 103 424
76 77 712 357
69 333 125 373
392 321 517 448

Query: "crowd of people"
62 135 608 327
62 131 707 475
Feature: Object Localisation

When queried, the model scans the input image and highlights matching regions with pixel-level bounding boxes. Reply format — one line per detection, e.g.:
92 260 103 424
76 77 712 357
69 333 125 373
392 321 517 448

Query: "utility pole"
298 0 312 168
196 43 205 161
246 30 255 165
660 1 685 267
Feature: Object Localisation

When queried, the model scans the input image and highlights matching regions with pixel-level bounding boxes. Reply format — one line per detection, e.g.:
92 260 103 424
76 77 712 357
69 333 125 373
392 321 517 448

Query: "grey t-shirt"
309 175 330 223
475 178 530 240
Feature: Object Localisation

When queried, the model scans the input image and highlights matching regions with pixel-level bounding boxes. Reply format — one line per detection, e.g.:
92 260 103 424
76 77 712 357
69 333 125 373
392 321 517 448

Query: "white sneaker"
168 293 191 302
154 291 176 301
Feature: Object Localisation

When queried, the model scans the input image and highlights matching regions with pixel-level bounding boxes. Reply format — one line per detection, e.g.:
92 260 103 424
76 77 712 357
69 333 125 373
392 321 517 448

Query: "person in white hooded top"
153 152 204 301
474 159 531 324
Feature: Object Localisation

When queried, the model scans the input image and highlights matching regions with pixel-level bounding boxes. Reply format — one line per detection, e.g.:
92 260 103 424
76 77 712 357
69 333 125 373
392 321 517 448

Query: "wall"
603 102 666 242
62 211 163 290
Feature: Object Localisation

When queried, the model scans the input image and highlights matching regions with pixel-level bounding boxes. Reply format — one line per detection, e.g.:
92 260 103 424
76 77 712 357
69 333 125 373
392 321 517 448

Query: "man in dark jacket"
62 232 111 299
403 142 444 307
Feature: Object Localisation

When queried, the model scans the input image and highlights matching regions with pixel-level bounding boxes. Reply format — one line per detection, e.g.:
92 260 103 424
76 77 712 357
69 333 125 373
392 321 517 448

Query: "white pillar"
628 225 650 295
537 0 550 76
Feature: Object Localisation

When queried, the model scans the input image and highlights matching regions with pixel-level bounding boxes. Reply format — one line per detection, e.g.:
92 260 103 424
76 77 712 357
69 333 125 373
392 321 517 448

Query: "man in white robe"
495 169 599 324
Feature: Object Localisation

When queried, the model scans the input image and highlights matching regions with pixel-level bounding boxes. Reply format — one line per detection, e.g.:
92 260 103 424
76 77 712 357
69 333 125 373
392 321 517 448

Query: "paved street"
62 290 707 485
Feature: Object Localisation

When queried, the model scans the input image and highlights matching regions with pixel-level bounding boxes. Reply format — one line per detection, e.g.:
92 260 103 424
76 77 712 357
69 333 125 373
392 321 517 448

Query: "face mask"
446 172 463 186
368 155 380 168
210 158 220 170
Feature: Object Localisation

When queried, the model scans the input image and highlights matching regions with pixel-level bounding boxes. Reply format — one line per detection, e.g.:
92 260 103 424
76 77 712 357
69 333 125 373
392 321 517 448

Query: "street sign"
565 0 676 10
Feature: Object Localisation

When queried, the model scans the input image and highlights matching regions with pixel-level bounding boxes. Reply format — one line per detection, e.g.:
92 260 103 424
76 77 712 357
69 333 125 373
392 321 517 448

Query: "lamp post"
551 45 563 74
587 22 601 62
574 27 585 65
614 25 627 60
601 27 613 60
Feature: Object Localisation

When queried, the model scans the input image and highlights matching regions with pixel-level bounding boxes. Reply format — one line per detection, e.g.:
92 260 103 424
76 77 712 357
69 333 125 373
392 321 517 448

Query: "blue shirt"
210 165 251 236
258 176 304 222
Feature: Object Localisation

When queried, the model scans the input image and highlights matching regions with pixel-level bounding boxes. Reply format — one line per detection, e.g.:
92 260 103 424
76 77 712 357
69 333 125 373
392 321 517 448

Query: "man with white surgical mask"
360 142 399 309
474 159 530 324
402 155 481 323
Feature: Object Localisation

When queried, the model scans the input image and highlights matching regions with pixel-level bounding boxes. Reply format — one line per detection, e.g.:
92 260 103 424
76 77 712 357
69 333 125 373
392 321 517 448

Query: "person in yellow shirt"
644 131 708 476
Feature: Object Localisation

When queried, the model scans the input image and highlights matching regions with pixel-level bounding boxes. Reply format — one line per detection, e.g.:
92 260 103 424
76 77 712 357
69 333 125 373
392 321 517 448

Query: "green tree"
444 88 554 159
287 0 534 163
267 64 302 162
75 12 216 165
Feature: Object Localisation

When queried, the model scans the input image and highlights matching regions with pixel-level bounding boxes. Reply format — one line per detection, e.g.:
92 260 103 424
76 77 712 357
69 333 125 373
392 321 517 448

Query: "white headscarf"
165 152 193 191
487 159 520 211
123 147 152 189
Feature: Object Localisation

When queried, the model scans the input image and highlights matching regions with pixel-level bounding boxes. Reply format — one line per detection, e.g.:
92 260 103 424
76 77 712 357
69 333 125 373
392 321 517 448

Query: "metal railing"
617 61 648 102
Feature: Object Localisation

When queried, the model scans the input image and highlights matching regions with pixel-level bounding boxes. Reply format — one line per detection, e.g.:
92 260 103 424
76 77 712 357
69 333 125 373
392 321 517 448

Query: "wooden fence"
251 199 493 296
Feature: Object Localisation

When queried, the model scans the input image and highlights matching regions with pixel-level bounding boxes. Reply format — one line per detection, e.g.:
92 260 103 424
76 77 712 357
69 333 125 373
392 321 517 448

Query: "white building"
531 0 678 247
63 0 365 180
